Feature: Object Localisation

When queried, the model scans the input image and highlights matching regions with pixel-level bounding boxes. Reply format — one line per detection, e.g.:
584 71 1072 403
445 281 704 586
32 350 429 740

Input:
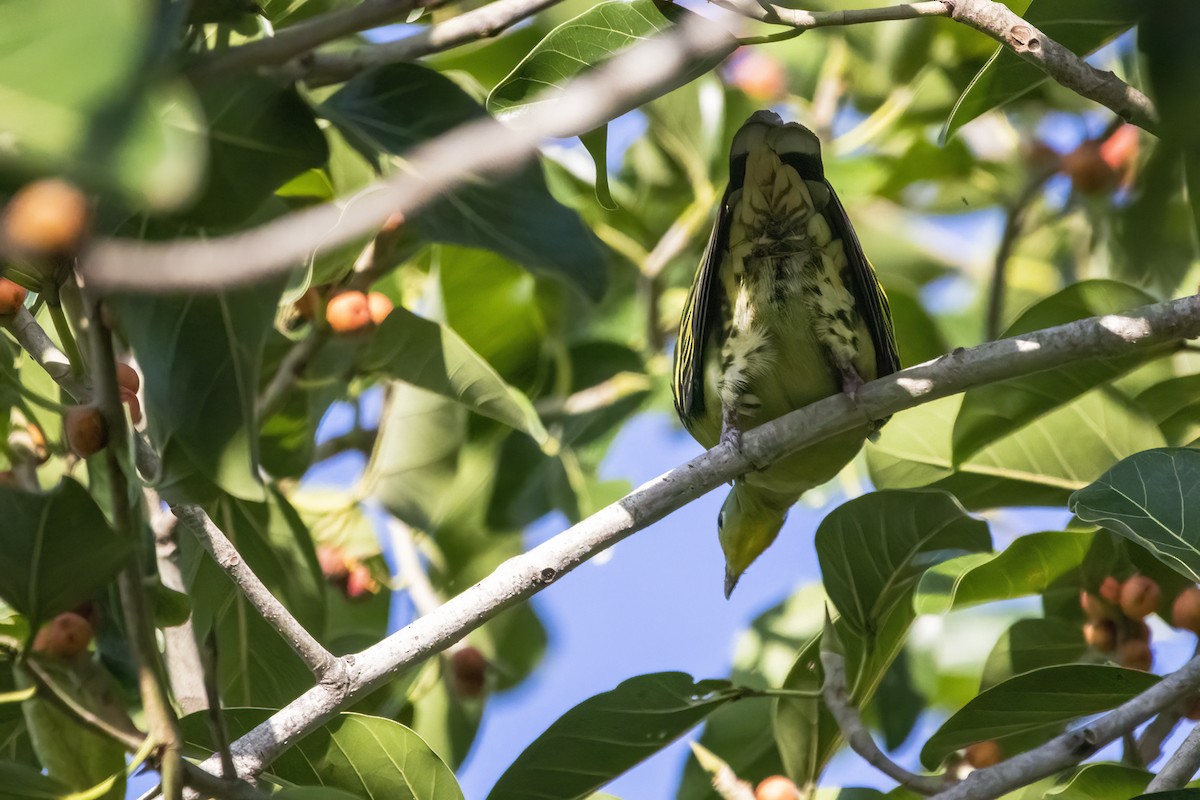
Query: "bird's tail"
719 481 798 597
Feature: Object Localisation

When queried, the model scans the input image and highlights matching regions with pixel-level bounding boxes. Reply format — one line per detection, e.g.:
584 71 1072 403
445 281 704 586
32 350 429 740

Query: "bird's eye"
717 510 726 530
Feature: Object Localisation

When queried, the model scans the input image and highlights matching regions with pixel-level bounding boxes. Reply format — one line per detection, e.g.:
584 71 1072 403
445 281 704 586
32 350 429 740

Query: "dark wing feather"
672 187 734 427
824 184 901 378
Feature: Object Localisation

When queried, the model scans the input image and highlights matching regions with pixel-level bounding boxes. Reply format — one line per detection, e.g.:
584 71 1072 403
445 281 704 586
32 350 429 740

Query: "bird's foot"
841 368 883 438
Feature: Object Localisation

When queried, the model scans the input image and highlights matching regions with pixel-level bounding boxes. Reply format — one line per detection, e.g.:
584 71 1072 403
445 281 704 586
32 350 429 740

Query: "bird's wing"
824 185 902 378
673 187 734 427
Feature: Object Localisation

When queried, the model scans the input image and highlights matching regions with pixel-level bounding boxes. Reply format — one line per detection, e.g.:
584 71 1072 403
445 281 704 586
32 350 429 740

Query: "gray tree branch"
198 293 1200 780
1146 721 1200 792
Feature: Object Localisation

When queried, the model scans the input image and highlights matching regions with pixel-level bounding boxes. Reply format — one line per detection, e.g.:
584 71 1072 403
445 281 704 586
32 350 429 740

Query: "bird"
671 110 900 598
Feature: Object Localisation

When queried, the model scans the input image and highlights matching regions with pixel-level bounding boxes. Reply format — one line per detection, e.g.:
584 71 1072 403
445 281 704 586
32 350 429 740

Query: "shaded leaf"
322 63 607 298
184 76 329 224
817 490 991 634
945 0 1142 138
487 673 741 800
914 531 1094 615
488 0 736 125
921 665 1157 769
0 759 72 800
675 698 783 800
362 306 553 451
1046 763 1151 800
1135 374 1200 446
0 480 129 626
184 709 463 800
1070 448 1200 582
980 618 1087 690
953 280 1161 461
110 279 285 504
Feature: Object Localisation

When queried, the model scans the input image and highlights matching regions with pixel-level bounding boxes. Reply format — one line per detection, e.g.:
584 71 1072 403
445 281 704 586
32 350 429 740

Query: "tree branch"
150 498 209 715
731 0 1158 132
932 652 1200 800
188 0 441 85
9 308 341 687
821 648 947 794
1146 722 1200 792
199 293 1200 779
80 16 741 293
301 0 564 86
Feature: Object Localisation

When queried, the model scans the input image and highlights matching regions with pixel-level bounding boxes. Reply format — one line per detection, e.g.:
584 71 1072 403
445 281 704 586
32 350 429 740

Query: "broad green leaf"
181 488 324 707
184 76 329 224
487 0 737 123
0 0 203 206
817 490 991 634
322 63 607 299
869 390 1167 510
944 0 1142 138
0 759 72 799
110 280 285 504
487 673 742 800
368 382 467 533
980 618 1087 690
362 306 554 452
1136 374 1200 446
1133 792 1200 800
275 789 365 800
17 667 125 799
1113 145 1197 295
0 480 129 626
914 531 1094 615
953 281 1161 461
183 709 463 800
777 491 989 787
920 665 1158 769
887 288 949 367
1046 763 1151 800
1070 448 1200 582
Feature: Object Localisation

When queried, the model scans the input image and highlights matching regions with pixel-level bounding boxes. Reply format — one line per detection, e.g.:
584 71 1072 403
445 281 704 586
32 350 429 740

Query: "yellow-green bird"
672 111 900 597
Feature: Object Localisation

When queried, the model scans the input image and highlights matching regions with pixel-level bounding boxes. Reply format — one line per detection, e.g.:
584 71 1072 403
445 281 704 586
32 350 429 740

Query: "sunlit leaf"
487 673 741 800
953 280 1162 461
921 665 1157 769
1070 448 1200 582
980 618 1087 690
914 530 1095 615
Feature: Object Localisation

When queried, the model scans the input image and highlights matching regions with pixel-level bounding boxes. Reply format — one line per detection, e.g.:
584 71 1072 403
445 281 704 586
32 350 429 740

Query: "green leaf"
487 673 741 800
362 306 554 452
869 391 1167 510
0 0 203 206
1046 763 1151 800
1136 374 1200 446
580 127 617 210
914 531 1095 615
0 480 129 626
184 76 329 224
1133 792 1200 800
980 618 1087 690
181 488 324 707
817 490 991 634
0 759 72 799
17 666 126 798
322 64 607 299
953 281 1162 461
487 0 736 123
275 789 366 800
920 665 1158 769
776 491 989 787
1070 448 1200 582
184 709 463 800
886 288 949 367
675 699 783 800
944 0 1142 138
110 279 285 504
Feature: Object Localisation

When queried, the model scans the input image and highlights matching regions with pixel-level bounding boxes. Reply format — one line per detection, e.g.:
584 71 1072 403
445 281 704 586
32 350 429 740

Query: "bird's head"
718 486 788 598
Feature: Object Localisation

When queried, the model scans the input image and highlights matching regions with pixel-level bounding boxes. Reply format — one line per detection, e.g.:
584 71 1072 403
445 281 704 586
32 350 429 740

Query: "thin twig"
820 648 947 794
301 0 564 86
12 310 339 685
985 167 1055 340
188 0 442 84
200 294 1200 780
387 517 442 618
171 503 343 682
1138 703 1186 766
728 0 952 28
1146 722 1200 791
150 496 208 715
256 329 327 419
81 17 741 293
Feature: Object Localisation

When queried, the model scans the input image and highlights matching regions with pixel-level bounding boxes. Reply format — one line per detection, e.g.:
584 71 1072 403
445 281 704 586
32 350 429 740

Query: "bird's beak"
724 568 740 599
